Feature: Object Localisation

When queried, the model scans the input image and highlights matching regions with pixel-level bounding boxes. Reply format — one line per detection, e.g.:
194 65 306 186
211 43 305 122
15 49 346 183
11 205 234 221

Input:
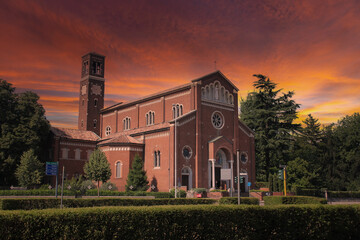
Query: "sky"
1 0 359 128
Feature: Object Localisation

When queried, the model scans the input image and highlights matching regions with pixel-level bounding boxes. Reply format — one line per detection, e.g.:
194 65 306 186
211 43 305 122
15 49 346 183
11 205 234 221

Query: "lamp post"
173 104 178 198
237 150 240 205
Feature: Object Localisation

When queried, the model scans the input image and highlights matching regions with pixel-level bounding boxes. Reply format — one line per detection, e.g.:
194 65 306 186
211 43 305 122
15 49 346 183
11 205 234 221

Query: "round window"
240 152 248 163
182 146 192 160
211 112 224 129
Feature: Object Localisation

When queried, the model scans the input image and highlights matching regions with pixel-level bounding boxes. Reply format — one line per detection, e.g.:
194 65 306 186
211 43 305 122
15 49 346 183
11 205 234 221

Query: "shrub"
210 189 227 192
169 189 186 198
0 198 216 210
254 181 269 189
191 188 207 193
294 187 324 197
100 181 118 191
328 191 360 199
1 205 360 239
263 196 327 205
219 197 259 205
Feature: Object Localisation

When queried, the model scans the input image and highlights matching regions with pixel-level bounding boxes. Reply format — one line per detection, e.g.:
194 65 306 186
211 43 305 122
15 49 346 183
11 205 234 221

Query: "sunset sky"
1 0 359 128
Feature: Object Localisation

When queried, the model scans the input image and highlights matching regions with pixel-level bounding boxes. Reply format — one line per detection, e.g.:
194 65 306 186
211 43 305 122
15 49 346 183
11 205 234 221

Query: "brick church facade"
50 52 255 192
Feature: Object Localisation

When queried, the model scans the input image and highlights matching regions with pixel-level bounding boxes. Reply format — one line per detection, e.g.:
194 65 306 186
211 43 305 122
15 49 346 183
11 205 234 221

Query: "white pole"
237 150 240 205
174 104 177 198
60 166 65 208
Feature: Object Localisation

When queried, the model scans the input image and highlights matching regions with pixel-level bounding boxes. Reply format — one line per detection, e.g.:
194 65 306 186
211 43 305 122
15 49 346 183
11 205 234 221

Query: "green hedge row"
1 205 360 239
328 191 360 199
0 198 216 210
264 196 327 205
0 189 173 198
219 197 259 205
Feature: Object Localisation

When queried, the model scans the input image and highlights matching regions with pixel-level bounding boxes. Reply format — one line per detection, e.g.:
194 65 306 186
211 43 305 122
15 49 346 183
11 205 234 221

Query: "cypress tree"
126 154 149 191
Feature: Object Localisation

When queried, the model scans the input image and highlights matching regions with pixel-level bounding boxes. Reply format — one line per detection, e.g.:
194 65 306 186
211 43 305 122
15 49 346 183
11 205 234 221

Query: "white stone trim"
102 147 143 152
238 125 254 137
177 116 195 127
165 91 190 100
145 132 170 140
60 142 96 148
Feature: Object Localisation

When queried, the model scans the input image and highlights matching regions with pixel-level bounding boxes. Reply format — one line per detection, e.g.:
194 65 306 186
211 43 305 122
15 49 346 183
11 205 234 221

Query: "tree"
240 74 300 180
84 149 111 197
286 157 318 190
15 149 43 189
0 80 50 186
126 154 149 191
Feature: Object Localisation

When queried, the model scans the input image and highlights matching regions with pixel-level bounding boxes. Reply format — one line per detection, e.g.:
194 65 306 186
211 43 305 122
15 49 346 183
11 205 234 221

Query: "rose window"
212 112 224 129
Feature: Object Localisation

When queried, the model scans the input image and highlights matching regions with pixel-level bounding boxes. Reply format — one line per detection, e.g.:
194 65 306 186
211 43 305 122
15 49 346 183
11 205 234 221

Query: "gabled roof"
98 133 143 146
51 127 100 141
191 71 239 91
101 70 238 114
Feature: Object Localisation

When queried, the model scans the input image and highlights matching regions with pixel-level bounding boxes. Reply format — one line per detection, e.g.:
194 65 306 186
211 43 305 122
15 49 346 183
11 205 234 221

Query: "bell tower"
78 52 105 136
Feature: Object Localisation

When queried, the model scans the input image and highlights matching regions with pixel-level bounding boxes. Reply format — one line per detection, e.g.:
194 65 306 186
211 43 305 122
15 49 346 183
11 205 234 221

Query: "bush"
100 181 118 191
191 188 207 193
294 187 324 197
210 189 227 192
0 190 173 198
254 181 269 189
219 197 259 205
328 191 360 199
169 189 186 198
263 196 327 205
1 205 360 239
0 198 216 210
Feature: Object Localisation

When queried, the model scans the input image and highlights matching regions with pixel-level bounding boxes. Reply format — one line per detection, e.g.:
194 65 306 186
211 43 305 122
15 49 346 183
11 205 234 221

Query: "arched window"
180 105 183 116
221 87 225 102
154 150 160 167
210 84 214 100
123 117 131 130
105 126 111 136
94 98 98 107
146 111 155 125
230 95 234 105
116 161 122 178
176 104 180 117
93 119 97 128
215 82 220 100
172 106 176 119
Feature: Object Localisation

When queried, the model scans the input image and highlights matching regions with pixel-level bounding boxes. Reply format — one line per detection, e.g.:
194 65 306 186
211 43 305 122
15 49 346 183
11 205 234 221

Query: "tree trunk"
97 181 100 197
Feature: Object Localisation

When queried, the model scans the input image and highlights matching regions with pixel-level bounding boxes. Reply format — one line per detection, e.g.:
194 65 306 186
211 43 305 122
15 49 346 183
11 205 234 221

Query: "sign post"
46 162 59 198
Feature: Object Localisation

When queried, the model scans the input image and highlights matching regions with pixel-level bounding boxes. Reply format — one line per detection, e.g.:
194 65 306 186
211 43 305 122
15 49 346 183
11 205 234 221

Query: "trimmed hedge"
0 189 173 198
1 205 360 239
0 198 216 210
328 191 360 199
264 196 327 205
219 197 259 205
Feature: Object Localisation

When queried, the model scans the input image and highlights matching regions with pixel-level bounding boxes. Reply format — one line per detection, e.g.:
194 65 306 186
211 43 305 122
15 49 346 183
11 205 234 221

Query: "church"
49 52 255 192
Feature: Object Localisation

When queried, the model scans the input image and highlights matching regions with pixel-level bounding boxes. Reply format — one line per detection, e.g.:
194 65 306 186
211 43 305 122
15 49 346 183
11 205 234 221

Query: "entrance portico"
208 136 233 190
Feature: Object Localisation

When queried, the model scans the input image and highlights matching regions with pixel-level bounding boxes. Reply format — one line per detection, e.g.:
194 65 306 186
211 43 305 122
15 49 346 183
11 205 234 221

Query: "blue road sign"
248 182 252 187
46 162 58 175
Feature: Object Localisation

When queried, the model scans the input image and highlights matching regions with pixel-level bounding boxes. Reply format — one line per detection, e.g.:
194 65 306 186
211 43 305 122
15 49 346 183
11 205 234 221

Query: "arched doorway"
209 148 231 189
181 167 192 190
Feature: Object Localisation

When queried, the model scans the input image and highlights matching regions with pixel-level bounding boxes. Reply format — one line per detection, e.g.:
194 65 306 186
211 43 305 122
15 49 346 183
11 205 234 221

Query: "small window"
123 117 131 130
94 98 98 107
154 151 160 167
81 120 84 127
93 119 97 128
105 126 111 136
116 162 122 178
146 111 155 125
182 146 192 160
240 152 248 163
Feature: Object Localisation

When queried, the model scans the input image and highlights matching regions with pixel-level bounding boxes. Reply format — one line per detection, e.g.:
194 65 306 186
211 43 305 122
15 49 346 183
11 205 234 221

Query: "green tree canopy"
15 149 43 189
240 74 300 180
84 149 111 197
126 154 149 191
286 157 318 190
0 80 50 186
